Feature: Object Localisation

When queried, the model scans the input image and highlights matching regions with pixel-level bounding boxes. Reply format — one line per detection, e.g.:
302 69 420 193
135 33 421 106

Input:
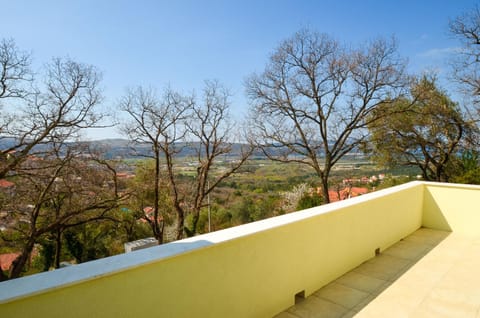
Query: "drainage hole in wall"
295 290 305 304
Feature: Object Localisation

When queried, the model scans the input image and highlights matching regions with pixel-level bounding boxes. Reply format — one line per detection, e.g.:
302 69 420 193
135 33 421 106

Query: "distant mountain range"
1 138 365 160
83 139 255 159
0 138 260 160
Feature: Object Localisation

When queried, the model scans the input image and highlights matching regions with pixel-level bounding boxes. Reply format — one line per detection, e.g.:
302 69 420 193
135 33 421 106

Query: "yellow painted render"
423 183 480 236
0 183 425 318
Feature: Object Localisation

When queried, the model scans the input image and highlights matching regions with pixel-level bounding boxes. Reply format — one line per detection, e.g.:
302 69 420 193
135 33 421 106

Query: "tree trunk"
321 175 330 204
9 239 35 279
420 164 429 181
188 209 201 237
153 151 164 244
157 221 164 244
54 228 62 269
175 204 185 239
0 263 7 281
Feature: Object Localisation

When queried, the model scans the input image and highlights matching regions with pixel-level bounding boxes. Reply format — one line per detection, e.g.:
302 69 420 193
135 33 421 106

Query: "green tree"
367 76 473 182
231 197 257 224
297 193 323 210
123 159 175 243
451 150 480 184
63 221 123 264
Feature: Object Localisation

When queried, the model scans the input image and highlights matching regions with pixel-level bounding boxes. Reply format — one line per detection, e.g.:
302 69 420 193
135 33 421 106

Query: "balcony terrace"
1 181 479 317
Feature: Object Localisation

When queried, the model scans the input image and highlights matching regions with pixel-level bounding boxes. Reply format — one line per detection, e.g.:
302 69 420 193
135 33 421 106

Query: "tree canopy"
367 76 473 182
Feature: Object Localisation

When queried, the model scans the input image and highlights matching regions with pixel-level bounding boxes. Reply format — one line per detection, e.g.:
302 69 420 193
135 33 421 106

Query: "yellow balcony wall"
423 182 480 236
0 181 478 318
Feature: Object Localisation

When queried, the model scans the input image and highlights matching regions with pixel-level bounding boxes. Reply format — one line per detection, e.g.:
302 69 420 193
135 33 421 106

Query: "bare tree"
246 29 406 203
1 144 122 279
184 81 252 236
450 6 480 100
120 87 190 243
0 38 32 173
0 38 32 100
121 82 252 240
0 39 121 279
0 39 103 179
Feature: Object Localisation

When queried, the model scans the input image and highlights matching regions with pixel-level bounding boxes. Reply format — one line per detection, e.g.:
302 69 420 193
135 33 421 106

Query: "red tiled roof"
0 253 19 271
0 179 14 188
143 206 154 214
116 172 135 179
328 187 368 202
141 206 163 223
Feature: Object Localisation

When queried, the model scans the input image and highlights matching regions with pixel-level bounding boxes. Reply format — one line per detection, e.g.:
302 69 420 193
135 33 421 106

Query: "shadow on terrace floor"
274 227 450 318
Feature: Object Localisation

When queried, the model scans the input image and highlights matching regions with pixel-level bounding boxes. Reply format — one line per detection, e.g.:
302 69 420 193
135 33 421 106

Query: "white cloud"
418 47 462 58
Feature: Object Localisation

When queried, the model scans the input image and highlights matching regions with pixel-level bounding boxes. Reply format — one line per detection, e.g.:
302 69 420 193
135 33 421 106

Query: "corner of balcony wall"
422 181 480 236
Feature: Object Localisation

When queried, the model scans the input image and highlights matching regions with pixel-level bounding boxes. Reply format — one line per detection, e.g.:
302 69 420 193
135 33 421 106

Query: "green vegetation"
367 76 473 182
2 5 480 279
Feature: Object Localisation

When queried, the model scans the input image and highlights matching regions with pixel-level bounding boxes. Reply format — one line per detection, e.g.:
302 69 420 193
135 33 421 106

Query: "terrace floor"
275 228 480 318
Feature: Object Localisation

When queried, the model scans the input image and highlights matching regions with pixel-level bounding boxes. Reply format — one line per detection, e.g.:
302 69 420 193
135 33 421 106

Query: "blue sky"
1 0 478 139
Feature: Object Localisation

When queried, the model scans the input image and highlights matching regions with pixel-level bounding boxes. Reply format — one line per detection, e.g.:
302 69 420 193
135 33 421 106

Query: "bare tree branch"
246 29 406 202
0 47 104 179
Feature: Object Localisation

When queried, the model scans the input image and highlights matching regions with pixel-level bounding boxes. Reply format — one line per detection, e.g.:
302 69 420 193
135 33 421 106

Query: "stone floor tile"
313 282 369 309
352 293 380 312
287 296 348 318
402 228 450 246
382 239 432 260
341 310 358 318
334 271 387 294
352 254 411 281
273 311 300 318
